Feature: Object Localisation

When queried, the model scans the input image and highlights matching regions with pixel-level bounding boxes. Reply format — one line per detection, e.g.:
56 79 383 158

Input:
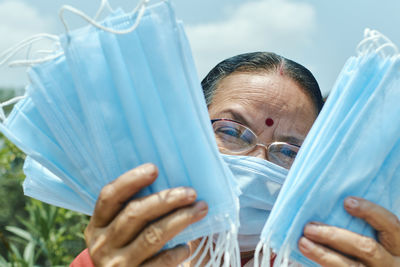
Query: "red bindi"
265 118 274 127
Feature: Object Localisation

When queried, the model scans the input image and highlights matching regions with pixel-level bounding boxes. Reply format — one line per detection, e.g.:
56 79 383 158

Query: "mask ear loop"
0 95 26 122
8 52 64 67
357 28 380 55
356 28 398 58
0 35 59 118
0 34 60 67
59 0 150 35
10 39 64 67
375 43 399 57
357 29 380 55
94 0 115 20
370 29 398 58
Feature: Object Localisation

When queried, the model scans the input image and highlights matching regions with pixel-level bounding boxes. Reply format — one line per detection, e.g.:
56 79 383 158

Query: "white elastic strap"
94 0 115 20
273 245 286 267
205 234 219 267
234 231 241 267
280 256 289 267
280 246 291 267
182 236 207 265
0 95 26 121
207 233 226 267
254 241 263 267
8 52 63 68
264 243 271 267
221 232 231 267
0 34 59 67
194 236 213 267
357 29 382 54
356 28 398 57
213 234 226 267
375 43 398 57
261 245 270 267
227 225 240 267
59 0 150 35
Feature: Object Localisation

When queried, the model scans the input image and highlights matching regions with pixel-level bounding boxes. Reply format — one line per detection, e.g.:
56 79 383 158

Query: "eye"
215 126 254 145
217 126 242 138
280 146 297 158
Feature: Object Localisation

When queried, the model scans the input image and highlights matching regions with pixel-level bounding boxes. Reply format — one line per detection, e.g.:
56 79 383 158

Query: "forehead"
208 71 317 143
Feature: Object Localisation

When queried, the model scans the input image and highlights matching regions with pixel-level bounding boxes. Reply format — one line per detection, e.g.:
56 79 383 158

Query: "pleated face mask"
0 1 241 265
221 154 288 252
23 156 93 215
254 29 400 267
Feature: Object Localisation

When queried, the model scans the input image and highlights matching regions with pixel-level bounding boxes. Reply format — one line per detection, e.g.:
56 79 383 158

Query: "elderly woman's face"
208 71 318 160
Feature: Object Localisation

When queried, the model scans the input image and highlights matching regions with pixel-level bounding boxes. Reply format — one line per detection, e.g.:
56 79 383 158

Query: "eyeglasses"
211 118 300 169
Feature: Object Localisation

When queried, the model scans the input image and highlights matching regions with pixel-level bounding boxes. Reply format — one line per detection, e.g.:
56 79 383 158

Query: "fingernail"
142 163 157 174
309 221 323 225
299 237 315 253
194 201 208 215
177 244 190 258
344 197 359 209
186 188 196 201
304 223 319 236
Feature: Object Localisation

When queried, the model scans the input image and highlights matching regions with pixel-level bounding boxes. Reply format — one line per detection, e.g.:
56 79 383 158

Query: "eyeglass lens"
212 119 298 169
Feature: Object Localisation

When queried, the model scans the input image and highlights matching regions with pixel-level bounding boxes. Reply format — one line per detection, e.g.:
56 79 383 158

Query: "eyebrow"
276 135 303 147
223 109 253 129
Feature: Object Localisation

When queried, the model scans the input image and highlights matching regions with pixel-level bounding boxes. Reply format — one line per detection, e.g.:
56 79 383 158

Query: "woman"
72 52 400 266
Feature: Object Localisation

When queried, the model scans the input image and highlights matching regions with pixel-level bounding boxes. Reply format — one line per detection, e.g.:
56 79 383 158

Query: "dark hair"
201 52 324 113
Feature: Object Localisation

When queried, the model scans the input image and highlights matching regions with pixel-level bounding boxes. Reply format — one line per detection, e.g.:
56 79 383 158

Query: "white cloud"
0 0 55 88
185 0 317 78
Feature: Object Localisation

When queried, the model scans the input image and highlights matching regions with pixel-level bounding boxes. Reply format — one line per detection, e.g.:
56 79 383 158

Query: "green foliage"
0 89 89 266
2 199 88 266
0 135 26 228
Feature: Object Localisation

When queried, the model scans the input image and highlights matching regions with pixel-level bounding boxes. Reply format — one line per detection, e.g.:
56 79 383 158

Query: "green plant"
0 136 26 220
3 199 88 266
0 114 89 266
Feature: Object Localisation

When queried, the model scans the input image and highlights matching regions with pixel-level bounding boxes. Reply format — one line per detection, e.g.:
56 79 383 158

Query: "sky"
0 0 399 96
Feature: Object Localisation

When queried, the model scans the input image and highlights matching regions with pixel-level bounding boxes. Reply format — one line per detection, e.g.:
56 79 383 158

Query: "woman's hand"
299 197 400 266
84 163 208 267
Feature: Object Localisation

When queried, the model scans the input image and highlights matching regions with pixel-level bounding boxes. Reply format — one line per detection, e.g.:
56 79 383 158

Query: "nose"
246 144 268 161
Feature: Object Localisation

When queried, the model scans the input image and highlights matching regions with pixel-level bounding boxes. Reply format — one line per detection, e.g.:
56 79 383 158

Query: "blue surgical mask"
23 156 93 215
0 95 97 207
28 55 106 201
0 1 240 265
221 154 288 252
255 29 400 267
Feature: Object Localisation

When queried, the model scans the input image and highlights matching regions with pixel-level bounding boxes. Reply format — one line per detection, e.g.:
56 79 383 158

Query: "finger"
298 237 366 267
124 201 208 266
92 163 158 227
141 244 190 267
109 186 197 247
344 197 400 255
303 222 393 266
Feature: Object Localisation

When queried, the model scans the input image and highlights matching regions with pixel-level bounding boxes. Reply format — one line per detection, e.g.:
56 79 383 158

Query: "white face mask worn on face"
221 154 288 252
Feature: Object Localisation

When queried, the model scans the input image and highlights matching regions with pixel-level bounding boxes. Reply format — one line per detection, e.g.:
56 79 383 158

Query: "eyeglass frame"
210 118 301 168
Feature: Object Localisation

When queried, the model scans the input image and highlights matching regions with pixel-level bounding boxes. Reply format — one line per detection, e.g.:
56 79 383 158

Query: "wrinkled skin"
84 71 400 266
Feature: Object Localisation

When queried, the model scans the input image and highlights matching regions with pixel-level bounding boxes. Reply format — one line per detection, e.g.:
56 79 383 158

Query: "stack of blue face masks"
23 151 289 255
254 29 400 267
0 1 241 265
